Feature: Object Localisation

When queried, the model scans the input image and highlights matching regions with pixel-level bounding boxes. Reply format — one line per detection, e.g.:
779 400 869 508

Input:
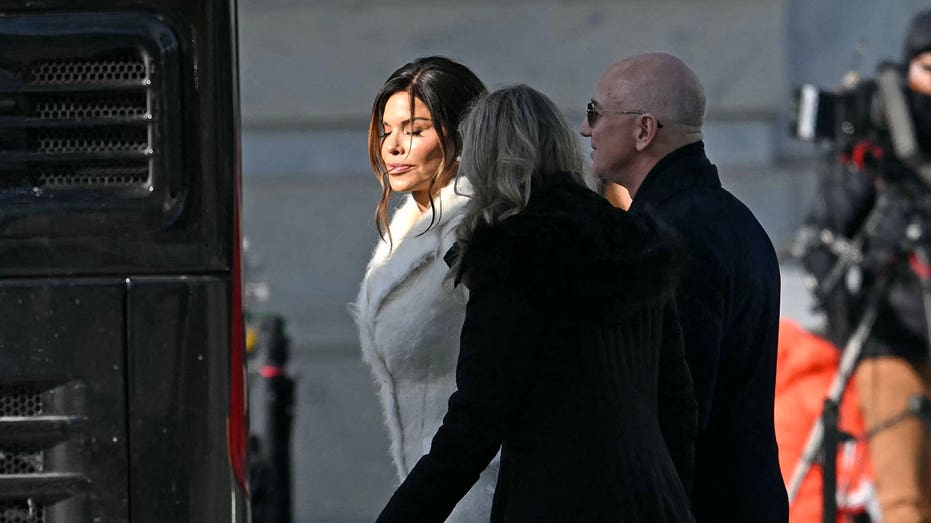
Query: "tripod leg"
788 280 885 503
856 357 931 523
822 399 839 523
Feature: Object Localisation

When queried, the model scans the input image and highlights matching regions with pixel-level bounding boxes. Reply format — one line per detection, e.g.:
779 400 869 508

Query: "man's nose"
580 118 592 137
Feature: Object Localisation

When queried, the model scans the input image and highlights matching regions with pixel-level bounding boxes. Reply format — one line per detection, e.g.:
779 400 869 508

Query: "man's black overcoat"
630 142 789 522
376 172 698 522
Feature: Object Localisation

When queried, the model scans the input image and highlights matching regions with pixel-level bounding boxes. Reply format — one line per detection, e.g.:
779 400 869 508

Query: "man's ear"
634 116 659 152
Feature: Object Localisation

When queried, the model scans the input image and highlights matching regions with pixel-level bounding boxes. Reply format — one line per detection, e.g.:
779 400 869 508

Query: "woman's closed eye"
380 128 424 138
404 124 433 137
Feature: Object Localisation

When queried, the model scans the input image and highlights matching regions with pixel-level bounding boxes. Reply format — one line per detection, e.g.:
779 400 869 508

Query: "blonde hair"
453 85 586 272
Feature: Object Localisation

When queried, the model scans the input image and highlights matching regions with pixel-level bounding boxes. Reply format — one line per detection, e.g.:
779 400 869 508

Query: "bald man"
581 53 788 522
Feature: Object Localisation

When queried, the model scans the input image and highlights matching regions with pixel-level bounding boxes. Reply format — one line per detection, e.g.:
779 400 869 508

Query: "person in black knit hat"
857 9 931 523
904 9 931 144
904 9 931 63
801 8 931 522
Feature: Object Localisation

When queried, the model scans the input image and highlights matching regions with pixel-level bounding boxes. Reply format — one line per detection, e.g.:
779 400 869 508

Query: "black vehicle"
0 1 248 521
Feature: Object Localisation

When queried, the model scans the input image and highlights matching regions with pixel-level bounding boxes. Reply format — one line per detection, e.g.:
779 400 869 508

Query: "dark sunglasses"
586 101 664 129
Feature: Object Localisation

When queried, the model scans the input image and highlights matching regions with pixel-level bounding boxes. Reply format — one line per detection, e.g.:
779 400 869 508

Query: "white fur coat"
351 179 498 522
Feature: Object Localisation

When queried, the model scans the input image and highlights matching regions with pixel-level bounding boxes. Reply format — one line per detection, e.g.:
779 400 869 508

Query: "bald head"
581 53 707 196
601 53 706 133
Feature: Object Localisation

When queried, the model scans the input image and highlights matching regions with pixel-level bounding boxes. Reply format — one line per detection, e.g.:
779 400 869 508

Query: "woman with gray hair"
375 85 698 523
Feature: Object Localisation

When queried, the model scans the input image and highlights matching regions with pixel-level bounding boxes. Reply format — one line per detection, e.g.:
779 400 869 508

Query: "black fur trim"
460 180 680 323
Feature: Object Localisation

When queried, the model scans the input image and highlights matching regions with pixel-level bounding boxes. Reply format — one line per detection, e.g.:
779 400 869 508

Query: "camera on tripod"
790 74 881 146
789 64 931 188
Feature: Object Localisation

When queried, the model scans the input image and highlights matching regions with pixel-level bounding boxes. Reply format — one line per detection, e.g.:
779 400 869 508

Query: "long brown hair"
367 56 486 245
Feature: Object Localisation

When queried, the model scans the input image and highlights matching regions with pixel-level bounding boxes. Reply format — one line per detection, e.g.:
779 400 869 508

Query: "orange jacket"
775 318 874 523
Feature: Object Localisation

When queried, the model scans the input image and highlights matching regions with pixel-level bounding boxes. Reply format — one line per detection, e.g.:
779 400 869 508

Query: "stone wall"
238 0 930 348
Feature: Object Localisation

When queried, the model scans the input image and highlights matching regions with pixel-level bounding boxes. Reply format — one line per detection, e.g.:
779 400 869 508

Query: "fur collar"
359 178 471 316
460 176 679 321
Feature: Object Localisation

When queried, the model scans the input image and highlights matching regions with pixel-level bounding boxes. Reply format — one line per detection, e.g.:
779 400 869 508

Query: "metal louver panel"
0 383 87 523
0 500 45 523
0 13 184 237
0 280 128 521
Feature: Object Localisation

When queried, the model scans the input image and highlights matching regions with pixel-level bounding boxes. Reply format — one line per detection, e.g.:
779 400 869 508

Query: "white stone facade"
238 0 931 348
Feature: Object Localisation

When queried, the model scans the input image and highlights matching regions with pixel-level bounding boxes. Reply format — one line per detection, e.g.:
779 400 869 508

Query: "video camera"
790 75 879 146
790 64 931 188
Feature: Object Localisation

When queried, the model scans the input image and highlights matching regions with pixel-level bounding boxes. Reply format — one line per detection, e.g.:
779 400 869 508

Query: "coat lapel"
360 178 471 318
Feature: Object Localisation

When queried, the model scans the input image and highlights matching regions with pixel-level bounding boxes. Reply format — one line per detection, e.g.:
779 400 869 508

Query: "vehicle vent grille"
0 51 154 193
0 385 49 523
31 92 148 120
0 386 43 418
0 449 44 475
36 163 150 188
29 57 147 85
33 129 149 154
0 501 45 523
0 12 185 236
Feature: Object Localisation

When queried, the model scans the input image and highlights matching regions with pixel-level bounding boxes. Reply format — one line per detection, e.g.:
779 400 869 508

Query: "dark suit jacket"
376 172 697 522
629 142 789 522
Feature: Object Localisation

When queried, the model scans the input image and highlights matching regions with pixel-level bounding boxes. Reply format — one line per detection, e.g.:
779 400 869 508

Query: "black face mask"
908 87 931 152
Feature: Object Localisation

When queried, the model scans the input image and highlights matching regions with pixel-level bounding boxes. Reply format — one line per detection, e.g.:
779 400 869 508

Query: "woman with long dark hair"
350 57 492 522
376 85 698 522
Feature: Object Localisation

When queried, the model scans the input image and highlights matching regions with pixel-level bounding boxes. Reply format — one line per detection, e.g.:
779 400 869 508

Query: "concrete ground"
287 346 396 523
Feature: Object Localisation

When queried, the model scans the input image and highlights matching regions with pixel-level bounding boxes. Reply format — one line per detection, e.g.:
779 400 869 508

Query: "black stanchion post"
261 316 294 523
249 315 295 523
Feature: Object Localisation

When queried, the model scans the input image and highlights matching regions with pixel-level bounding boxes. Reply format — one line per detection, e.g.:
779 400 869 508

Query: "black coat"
802 147 931 363
629 142 789 522
376 172 698 523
